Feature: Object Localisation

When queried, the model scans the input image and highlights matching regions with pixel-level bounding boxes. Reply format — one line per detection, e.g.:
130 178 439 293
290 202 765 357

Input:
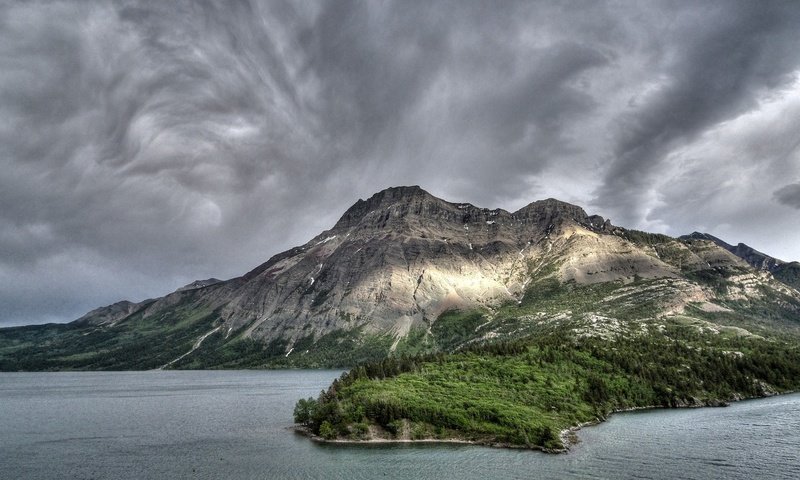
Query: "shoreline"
295 390 795 454
292 425 563 453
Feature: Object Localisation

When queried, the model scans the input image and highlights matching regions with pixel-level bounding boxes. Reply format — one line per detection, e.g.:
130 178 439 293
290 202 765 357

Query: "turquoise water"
1 370 798 479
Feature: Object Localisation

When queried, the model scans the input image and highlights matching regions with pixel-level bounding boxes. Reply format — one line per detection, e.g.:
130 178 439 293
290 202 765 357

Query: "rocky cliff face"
3 186 798 370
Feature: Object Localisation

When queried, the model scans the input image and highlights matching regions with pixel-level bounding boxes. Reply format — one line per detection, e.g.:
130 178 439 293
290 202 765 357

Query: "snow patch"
159 325 223 369
315 235 337 246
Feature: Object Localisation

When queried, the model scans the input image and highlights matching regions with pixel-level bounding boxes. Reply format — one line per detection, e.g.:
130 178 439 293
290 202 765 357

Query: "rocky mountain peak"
512 197 592 229
682 232 732 248
517 197 588 215
333 185 439 229
334 187 602 235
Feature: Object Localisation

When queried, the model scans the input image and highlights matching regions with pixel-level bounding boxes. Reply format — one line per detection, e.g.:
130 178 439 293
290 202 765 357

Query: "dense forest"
295 319 800 451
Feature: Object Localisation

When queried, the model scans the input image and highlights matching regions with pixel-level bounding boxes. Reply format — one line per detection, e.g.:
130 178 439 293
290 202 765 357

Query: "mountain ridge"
680 231 800 290
1 186 799 370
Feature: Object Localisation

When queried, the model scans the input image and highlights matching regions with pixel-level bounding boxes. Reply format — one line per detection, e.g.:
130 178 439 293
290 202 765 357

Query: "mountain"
680 232 800 290
176 278 222 292
1 186 799 371
680 232 783 270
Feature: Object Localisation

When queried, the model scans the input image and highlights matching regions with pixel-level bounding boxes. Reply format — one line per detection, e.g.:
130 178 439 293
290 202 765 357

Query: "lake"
1 370 798 479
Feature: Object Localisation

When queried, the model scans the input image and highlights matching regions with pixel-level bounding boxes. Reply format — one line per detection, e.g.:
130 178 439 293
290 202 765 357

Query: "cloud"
643 74 800 258
0 0 330 324
774 183 800 209
1 0 800 325
592 1 800 227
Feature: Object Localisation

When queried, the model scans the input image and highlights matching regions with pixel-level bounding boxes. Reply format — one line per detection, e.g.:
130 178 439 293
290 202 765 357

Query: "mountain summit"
2 186 799 370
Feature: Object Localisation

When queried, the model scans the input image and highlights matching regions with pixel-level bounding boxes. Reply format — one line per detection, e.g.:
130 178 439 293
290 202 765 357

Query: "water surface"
1 371 798 479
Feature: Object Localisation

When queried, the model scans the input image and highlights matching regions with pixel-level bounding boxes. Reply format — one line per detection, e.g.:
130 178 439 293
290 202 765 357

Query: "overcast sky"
2 0 800 326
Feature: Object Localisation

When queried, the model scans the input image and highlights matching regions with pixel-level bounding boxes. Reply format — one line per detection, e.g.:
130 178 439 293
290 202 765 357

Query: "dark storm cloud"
774 183 800 209
0 0 324 324
293 0 616 204
1 0 800 326
593 1 800 226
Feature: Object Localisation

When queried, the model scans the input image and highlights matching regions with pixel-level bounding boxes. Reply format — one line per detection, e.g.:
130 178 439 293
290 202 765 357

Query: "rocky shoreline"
292 425 564 454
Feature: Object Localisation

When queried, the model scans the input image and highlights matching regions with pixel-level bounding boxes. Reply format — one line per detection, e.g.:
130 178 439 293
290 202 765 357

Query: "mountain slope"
680 232 783 270
680 232 800 290
1 186 799 370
